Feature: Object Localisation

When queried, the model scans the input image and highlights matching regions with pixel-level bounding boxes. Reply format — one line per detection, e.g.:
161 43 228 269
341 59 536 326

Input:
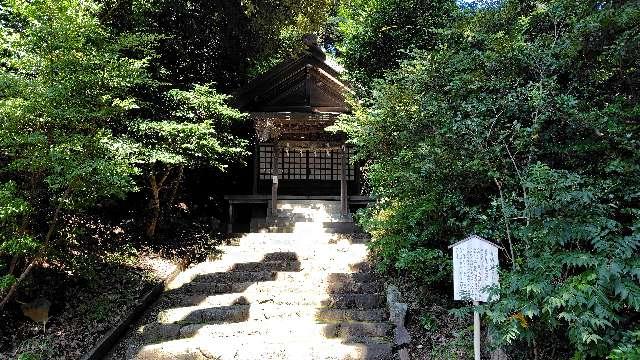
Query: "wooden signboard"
450 235 500 302
449 235 501 360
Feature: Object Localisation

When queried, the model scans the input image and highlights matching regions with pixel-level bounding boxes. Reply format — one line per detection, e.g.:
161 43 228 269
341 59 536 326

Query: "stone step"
316 308 388 322
326 280 384 294
162 292 385 309
222 233 369 246
133 337 393 360
320 293 386 309
157 304 388 324
192 334 390 346
223 260 302 272
193 256 370 273
276 201 343 213
272 209 345 218
216 241 368 252
192 271 277 283
157 304 250 324
224 233 370 246
262 223 357 234
176 320 392 340
179 277 383 296
188 271 376 287
212 248 369 264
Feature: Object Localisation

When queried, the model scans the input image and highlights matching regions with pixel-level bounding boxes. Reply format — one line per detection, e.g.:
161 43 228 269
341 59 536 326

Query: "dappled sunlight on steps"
114 230 392 360
257 200 356 233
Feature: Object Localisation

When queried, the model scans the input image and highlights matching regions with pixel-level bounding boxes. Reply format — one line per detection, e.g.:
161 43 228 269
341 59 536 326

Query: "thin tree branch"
495 178 515 269
504 141 531 226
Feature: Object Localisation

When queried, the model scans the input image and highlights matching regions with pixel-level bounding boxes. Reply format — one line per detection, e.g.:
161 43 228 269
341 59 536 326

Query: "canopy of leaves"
127 84 249 170
101 0 333 89
0 0 146 210
336 0 639 357
337 0 458 86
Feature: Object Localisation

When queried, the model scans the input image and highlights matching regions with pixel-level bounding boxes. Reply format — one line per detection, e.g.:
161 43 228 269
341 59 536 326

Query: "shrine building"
225 39 370 232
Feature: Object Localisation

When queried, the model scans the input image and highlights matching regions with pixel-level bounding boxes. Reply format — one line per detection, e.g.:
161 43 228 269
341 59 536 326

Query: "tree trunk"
167 165 184 211
146 174 161 238
0 187 69 310
146 168 172 239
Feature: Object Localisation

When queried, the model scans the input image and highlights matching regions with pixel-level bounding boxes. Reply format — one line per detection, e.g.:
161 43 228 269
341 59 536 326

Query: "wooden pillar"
271 143 279 217
227 202 234 233
340 146 348 218
252 142 259 194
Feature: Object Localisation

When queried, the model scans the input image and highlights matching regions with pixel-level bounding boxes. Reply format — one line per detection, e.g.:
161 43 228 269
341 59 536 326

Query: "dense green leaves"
337 0 639 357
123 84 248 237
0 0 146 207
102 0 333 88
337 0 458 85
0 182 38 259
129 85 248 170
0 0 150 304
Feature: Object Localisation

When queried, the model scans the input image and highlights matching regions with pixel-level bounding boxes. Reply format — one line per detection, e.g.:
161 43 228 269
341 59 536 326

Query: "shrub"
336 0 640 357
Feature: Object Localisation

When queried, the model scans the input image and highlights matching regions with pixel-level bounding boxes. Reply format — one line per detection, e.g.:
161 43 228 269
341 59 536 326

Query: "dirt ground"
0 212 222 360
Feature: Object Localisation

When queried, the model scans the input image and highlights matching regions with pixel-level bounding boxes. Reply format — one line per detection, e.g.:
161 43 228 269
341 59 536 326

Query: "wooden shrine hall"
225 37 370 232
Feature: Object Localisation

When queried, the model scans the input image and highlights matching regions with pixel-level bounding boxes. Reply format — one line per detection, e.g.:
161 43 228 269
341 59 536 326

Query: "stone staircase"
118 231 396 360
254 200 356 233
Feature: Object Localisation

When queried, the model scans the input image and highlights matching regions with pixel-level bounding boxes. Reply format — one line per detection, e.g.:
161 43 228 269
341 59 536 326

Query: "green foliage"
608 330 640 359
0 182 29 221
428 325 474 359
396 248 451 284
102 0 333 88
338 0 640 357
0 182 37 256
17 353 38 360
0 274 16 290
0 0 147 300
337 0 458 85
419 312 438 331
88 296 111 322
104 243 138 267
242 0 334 75
124 83 249 237
15 335 55 360
0 0 146 210
128 84 248 170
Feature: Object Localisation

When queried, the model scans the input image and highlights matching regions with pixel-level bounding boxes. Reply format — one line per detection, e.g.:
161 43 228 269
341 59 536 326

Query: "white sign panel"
451 235 500 302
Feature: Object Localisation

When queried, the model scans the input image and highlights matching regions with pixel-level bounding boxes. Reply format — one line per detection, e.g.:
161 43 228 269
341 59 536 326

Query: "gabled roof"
235 48 353 113
448 235 504 249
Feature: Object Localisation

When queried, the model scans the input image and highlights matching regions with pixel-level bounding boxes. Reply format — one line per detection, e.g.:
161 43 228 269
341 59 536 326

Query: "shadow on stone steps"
315 261 395 360
125 251 303 359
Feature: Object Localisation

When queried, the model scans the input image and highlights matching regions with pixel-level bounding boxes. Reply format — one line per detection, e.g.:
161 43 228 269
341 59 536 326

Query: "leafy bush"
395 248 451 285
126 84 249 237
337 0 640 357
15 335 55 360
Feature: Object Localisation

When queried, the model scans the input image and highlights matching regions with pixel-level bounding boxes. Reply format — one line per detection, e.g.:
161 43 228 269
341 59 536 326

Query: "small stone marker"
449 235 501 360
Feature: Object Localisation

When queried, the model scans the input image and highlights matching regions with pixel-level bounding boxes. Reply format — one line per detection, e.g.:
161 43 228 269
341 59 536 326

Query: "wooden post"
474 300 481 360
252 142 259 195
271 143 279 218
340 146 348 218
227 203 233 233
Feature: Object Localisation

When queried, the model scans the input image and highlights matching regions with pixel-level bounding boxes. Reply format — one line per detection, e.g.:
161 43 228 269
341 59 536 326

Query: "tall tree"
126 85 249 238
0 0 148 307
